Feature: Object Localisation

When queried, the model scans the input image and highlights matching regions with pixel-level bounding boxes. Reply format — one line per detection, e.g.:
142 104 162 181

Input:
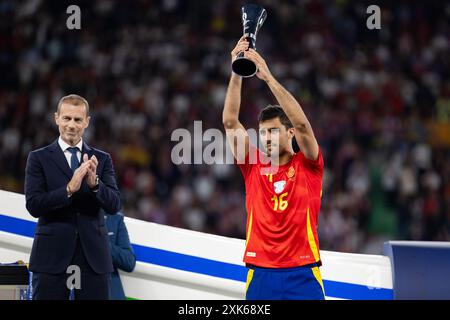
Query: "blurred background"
0 0 449 254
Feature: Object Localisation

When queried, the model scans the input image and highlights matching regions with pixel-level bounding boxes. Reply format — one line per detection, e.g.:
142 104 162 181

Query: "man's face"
54 103 90 146
258 117 294 158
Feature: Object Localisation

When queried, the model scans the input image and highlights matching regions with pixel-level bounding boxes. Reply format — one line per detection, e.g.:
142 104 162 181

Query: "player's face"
259 117 290 157
55 103 90 146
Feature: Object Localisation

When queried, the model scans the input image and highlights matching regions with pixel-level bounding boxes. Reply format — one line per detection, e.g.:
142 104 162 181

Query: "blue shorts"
245 263 325 300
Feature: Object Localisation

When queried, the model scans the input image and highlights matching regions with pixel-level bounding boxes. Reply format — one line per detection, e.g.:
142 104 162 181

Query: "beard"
264 144 281 159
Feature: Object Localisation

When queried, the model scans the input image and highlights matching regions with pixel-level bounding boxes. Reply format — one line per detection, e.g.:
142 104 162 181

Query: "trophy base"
232 57 257 78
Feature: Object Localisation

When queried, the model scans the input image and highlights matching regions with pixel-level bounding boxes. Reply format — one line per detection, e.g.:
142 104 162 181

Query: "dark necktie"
67 147 79 173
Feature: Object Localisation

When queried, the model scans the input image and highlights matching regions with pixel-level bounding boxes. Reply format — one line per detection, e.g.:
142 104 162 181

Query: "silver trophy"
232 4 267 78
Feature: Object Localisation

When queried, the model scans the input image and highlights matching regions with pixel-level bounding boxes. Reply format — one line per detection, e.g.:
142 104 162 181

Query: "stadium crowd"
1 0 449 254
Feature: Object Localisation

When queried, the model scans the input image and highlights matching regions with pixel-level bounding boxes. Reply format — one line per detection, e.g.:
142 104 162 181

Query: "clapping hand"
83 154 98 189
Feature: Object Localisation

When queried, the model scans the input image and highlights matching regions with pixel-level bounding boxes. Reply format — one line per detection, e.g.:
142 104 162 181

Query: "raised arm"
222 36 250 162
244 49 319 161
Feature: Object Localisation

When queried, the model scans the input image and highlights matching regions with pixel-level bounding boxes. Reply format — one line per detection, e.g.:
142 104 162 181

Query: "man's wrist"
66 183 73 198
230 72 242 82
89 175 99 192
265 74 275 85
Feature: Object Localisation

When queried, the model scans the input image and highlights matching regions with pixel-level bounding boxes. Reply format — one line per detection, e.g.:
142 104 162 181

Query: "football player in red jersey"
223 36 325 300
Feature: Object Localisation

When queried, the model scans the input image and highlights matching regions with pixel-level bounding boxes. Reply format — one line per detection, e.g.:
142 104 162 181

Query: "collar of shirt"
58 136 83 153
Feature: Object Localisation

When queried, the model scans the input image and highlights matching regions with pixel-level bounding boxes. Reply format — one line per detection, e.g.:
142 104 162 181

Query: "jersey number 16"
271 192 288 211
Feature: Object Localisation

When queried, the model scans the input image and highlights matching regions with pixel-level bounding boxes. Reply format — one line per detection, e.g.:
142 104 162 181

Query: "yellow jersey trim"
246 208 253 247
312 266 325 295
306 207 320 262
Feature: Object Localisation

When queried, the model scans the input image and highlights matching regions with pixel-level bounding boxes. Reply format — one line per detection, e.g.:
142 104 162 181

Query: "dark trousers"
32 236 111 300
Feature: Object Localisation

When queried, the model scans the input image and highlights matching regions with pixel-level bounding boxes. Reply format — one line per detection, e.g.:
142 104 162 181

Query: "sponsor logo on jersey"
273 180 286 194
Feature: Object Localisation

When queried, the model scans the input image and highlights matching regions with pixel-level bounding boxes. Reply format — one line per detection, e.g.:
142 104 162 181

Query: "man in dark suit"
25 94 121 300
104 211 136 300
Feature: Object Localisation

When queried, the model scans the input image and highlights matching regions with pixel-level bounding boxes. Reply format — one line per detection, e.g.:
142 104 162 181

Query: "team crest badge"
273 180 286 194
287 166 295 179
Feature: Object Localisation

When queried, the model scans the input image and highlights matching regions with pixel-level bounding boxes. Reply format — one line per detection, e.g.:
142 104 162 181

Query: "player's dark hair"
258 105 293 129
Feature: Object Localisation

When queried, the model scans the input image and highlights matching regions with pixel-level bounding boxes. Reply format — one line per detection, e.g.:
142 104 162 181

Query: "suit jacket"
25 139 121 274
105 212 136 300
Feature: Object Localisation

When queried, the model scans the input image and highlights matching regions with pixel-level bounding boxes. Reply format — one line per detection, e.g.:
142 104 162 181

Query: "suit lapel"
47 140 95 181
82 142 94 163
47 140 73 179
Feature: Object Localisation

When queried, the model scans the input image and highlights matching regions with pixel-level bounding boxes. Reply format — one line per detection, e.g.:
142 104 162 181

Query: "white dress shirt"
58 136 83 169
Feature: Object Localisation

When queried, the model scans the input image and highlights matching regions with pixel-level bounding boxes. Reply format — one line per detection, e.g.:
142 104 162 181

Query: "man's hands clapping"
67 154 98 194
83 154 98 189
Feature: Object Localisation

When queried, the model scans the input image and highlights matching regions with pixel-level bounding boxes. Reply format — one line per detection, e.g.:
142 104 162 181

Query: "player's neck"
271 151 294 166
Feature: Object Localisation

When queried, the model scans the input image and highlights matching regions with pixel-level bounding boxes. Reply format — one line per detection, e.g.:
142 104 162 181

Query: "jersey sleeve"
298 147 324 177
236 143 259 178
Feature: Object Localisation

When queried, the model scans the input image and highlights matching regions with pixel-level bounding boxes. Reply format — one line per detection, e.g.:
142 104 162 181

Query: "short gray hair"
57 94 89 115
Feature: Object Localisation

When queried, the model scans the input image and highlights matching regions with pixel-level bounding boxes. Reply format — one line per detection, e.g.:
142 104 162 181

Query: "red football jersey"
237 144 324 268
